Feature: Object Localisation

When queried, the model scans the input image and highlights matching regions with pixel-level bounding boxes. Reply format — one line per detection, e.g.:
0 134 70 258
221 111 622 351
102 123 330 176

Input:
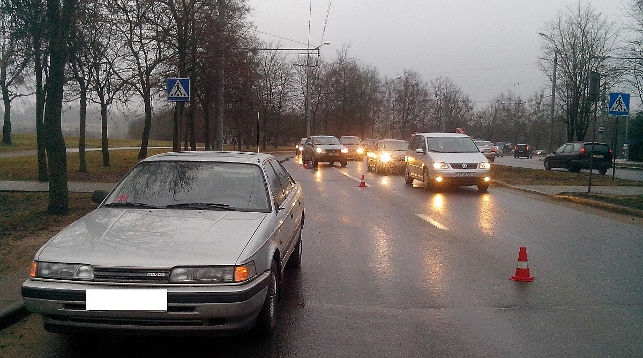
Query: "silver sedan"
21 151 304 336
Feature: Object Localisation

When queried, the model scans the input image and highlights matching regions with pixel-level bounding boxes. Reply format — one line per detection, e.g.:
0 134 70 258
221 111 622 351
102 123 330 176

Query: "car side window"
268 159 295 198
263 161 286 207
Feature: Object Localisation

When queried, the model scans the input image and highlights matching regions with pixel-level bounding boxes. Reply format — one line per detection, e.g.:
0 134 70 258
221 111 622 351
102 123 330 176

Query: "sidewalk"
1 172 642 330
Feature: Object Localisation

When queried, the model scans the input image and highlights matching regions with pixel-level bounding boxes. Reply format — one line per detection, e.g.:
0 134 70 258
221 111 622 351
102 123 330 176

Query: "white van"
404 133 491 192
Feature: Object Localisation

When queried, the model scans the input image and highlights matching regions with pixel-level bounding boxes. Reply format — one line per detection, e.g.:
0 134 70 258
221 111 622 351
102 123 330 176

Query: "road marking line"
338 170 370 187
415 214 449 230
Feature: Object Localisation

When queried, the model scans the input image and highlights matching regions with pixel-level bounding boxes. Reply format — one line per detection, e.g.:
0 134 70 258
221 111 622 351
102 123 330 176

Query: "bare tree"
0 7 31 145
540 1 618 141
622 0 643 104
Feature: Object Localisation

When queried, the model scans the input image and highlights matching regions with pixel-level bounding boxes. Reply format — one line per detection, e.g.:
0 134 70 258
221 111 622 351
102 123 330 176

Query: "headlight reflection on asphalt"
477 193 496 236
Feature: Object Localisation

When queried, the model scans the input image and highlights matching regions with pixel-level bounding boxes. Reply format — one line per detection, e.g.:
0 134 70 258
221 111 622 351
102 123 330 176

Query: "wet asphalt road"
0 156 641 357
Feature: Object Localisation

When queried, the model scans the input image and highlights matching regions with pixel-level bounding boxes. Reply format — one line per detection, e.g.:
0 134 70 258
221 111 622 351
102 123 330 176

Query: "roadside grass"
491 164 641 186
0 192 97 278
0 133 172 153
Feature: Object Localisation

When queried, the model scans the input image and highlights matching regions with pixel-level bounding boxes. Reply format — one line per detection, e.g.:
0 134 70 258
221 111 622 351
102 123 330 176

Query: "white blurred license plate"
457 172 474 176
592 154 604 158
86 289 167 311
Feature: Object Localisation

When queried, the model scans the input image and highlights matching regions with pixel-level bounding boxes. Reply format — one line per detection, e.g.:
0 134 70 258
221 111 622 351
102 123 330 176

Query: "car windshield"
105 161 270 212
380 141 408 151
427 137 480 153
341 137 360 144
313 136 340 145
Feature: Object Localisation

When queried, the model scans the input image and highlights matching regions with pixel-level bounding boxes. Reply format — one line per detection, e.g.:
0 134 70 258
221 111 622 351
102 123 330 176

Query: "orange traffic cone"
358 174 367 187
511 246 534 282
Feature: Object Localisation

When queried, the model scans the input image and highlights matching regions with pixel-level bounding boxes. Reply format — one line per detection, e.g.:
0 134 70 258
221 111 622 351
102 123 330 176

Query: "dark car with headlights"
544 141 612 174
22 151 304 336
339 136 365 160
366 139 408 174
302 135 348 167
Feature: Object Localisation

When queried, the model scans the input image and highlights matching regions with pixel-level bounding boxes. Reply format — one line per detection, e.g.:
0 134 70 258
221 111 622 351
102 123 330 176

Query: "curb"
0 301 28 331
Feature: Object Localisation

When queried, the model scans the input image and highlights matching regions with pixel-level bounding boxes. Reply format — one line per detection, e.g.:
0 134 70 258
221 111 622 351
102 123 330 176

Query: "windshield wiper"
104 202 161 209
165 202 235 211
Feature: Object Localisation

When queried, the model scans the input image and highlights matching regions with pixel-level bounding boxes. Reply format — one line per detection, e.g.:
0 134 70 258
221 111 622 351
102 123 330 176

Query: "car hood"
34 208 268 267
429 151 488 163
316 144 344 150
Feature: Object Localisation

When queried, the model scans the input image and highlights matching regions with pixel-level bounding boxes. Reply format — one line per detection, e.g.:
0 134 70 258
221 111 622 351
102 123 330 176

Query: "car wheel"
477 182 489 193
544 160 551 170
287 231 302 269
366 161 372 171
328 161 334 166
255 260 279 336
599 168 607 175
404 167 414 185
423 169 432 191
312 159 318 168
340 160 347 167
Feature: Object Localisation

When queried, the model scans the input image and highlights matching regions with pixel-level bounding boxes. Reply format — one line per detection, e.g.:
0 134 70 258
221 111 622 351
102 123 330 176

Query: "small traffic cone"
358 174 367 187
511 246 534 282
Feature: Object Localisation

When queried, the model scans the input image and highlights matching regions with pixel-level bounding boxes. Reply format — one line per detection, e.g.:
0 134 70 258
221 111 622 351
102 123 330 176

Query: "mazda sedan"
22 151 304 336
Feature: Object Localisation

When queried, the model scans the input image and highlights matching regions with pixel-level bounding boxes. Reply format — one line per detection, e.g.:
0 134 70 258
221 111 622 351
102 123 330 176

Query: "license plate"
592 154 604 158
86 289 167 311
457 172 474 176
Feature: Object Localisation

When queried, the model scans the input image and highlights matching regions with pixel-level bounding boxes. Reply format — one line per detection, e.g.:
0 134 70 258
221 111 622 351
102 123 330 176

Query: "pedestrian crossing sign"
167 78 190 102
608 92 629 116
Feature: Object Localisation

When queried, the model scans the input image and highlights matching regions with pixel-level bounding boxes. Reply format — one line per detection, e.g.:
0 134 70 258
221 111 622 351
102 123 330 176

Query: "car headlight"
433 161 449 169
169 262 256 283
380 153 392 162
357 148 364 154
31 261 94 280
341 148 348 153
316 147 325 154
479 162 491 169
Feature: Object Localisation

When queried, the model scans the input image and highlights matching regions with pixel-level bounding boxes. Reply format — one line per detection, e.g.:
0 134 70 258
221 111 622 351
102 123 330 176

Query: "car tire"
287 231 302 269
599 168 607 175
477 183 489 192
340 160 347 167
312 159 318 168
328 161 334 166
404 167 414 185
255 260 279 336
544 160 551 170
423 170 432 191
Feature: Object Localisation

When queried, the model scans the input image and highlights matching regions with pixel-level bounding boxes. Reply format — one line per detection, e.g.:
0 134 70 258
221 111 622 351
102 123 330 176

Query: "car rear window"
584 144 609 154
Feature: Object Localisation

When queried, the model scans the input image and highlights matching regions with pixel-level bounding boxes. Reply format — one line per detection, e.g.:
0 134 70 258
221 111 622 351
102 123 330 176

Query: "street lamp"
538 32 557 152
305 42 330 137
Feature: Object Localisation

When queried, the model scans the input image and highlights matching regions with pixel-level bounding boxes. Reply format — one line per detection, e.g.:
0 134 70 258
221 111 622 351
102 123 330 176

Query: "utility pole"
549 52 557 152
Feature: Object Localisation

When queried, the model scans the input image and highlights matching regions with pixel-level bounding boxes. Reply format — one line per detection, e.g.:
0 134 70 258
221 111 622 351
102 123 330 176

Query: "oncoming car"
366 139 408 174
405 133 491 192
21 151 305 336
302 135 348 167
339 136 365 160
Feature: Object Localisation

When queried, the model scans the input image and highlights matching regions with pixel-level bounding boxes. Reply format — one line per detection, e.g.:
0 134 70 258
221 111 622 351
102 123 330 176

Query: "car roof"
414 132 470 138
310 135 338 139
378 139 407 143
141 151 273 164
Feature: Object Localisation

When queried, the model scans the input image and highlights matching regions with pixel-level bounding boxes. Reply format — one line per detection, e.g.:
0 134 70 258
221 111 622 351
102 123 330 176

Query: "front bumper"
430 170 490 187
21 271 269 334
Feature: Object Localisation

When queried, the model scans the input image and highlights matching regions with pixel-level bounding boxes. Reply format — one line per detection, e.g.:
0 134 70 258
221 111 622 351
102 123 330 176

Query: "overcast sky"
248 0 636 110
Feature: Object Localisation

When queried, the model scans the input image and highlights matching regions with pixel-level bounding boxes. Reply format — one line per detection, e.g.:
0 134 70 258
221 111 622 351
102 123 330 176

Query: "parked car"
339 136 365 160
22 151 305 336
302 135 348 167
366 139 408 174
295 137 307 155
513 143 532 158
404 133 491 192
473 140 496 162
544 141 612 174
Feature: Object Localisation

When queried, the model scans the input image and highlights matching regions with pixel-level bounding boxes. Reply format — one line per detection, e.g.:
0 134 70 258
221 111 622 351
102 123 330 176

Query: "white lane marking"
415 214 449 231
339 170 370 187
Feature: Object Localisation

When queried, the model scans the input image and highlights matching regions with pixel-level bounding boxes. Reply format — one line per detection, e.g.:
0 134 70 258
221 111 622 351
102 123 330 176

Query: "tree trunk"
2 89 11 145
138 88 152 159
45 0 75 215
34 44 48 182
100 102 109 166
78 82 87 172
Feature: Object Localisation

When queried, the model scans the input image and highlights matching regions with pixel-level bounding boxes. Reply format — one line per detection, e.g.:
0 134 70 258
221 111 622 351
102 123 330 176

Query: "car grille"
326 149 341 155
93 267 171 283
451 163 479 169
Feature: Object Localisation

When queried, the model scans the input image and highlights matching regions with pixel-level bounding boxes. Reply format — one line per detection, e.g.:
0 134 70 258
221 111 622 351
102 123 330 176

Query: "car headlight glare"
341 148 348 153
433 162 449 169
380 153 392 162
357 148 364 154
170 262 256 283
480 162 491 169
32 261 94 280
316 147 324 154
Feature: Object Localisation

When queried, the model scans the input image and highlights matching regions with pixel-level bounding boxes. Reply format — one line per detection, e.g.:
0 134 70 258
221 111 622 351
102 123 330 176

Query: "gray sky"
248 0 635 110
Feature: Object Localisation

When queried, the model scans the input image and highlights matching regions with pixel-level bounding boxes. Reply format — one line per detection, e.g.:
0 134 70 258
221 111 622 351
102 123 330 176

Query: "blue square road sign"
167 78 190 102
608 93 629 116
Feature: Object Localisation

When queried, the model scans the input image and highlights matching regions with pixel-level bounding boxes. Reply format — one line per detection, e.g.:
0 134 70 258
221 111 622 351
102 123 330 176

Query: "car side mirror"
92 190 109 204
